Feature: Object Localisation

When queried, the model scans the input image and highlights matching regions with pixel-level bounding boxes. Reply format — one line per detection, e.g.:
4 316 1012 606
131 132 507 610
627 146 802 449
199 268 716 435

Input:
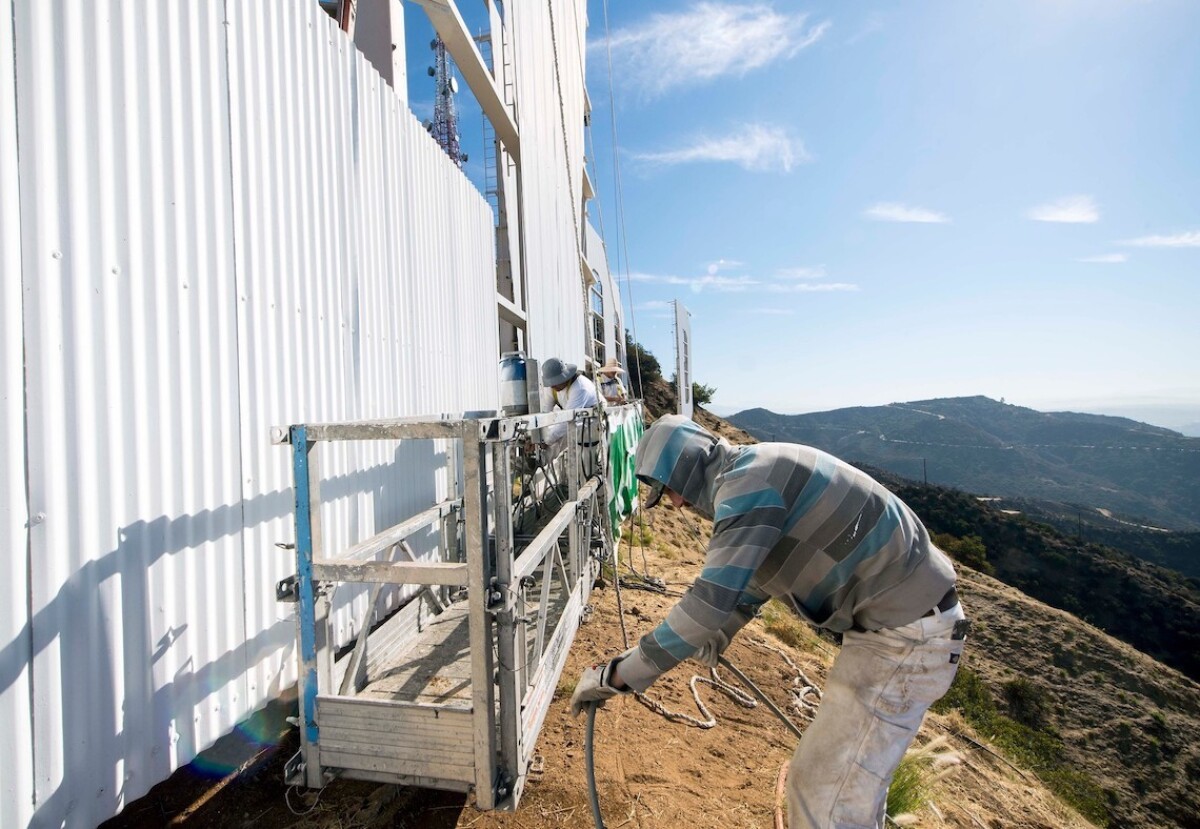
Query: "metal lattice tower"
427 36 467 168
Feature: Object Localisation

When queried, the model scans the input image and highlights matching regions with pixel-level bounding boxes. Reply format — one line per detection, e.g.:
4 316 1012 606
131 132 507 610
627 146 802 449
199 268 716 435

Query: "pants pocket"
829 716 915 828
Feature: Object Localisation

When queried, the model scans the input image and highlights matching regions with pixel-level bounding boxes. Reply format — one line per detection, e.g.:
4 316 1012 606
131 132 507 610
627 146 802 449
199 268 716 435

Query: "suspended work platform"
274 405 643 809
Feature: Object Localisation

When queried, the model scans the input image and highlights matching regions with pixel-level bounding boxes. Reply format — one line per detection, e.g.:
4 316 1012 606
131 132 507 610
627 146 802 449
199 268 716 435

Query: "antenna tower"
426 37 467 167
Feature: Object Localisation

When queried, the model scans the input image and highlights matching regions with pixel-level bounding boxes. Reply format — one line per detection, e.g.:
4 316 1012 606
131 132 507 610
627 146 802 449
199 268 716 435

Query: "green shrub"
886 751 931 817
933 667 1110 826
1003 677 1051 730
932 532 994 574
625 332 661 391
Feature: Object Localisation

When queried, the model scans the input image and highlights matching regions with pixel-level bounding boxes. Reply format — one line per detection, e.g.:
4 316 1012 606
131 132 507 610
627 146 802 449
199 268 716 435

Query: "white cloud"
599 3 830 97
1026 195 1099 223
706 259 745 275
864 203 950 223
744 308 796 315
1120 230 1200 248
775 265 827 280
845 14 883 45
635 124 810 173
1078 253 1127 264
766 282 859 293
628 271 759 293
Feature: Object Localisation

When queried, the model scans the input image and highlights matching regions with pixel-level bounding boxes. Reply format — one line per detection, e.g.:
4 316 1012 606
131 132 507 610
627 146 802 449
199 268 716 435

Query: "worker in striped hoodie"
571 415 968 829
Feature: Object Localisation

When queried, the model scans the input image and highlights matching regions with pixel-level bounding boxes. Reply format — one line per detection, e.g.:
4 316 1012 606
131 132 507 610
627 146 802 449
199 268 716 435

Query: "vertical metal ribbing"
290 425 323 788
491 440 520 798
462 423 497 808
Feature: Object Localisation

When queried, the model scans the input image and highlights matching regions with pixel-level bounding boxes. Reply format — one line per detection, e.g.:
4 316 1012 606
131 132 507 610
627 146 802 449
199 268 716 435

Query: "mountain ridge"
729 395 1200 531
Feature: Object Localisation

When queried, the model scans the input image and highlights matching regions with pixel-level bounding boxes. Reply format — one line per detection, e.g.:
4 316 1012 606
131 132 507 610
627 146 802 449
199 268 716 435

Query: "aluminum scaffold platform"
273 404 641 809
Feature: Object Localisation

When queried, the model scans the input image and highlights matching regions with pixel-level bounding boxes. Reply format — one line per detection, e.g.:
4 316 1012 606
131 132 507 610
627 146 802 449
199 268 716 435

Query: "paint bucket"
499 352 529 416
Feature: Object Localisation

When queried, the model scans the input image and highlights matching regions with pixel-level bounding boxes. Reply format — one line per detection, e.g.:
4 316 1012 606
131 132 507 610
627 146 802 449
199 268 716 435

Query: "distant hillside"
865 468 1200 683
1000 495 1200 581
730 396 1200 531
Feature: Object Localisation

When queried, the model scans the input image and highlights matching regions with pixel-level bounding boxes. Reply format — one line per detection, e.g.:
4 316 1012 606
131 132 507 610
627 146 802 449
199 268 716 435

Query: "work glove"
694 630 731 669
569 658 628 717
694 604 759 668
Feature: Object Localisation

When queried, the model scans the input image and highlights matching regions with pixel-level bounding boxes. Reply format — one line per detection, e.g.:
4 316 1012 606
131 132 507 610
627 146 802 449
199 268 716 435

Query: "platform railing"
273 404 640 808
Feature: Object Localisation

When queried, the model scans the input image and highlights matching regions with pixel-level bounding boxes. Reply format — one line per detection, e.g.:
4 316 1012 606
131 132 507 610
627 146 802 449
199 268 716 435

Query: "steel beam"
412 0 521 165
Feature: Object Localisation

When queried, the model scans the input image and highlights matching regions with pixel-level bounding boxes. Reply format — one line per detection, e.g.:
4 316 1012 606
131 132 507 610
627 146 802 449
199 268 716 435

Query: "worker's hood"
633 415 733 519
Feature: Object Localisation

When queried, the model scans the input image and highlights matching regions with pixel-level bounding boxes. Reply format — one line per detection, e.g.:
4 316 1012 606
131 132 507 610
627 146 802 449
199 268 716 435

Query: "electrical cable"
585 703 607 829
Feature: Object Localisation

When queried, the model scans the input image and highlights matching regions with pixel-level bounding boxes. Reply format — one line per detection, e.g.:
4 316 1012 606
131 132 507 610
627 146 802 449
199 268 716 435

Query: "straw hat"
597 358 623 376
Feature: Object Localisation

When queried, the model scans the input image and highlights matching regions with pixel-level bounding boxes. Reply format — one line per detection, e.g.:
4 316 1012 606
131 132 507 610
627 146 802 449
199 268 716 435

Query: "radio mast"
427 36 467 168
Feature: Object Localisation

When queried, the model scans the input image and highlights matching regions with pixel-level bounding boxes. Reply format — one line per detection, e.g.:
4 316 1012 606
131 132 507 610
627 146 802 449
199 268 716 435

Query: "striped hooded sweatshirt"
617 415 956 692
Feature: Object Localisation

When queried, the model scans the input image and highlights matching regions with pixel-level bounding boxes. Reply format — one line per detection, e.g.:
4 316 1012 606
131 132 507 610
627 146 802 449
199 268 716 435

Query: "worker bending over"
572 415 967 829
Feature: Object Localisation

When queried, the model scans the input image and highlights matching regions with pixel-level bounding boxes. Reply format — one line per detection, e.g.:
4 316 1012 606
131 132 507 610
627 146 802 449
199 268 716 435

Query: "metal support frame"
277 405 639 809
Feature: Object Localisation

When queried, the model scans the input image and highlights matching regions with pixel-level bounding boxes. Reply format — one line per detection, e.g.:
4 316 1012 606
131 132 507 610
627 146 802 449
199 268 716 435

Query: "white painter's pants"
788 604 966 829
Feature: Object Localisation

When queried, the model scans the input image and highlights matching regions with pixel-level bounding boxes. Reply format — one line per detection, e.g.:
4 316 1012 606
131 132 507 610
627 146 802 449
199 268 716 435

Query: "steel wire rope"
544 0 596 370
600 0 644 399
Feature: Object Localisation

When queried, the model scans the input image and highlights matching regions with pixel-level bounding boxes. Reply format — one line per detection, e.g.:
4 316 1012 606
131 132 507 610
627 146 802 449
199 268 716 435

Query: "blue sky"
582 0 1200 427
405 2 1199 428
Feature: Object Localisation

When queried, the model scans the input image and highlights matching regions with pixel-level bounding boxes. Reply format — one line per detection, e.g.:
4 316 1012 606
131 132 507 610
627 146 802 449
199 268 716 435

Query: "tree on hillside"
625 331 661 396
692 382 716 406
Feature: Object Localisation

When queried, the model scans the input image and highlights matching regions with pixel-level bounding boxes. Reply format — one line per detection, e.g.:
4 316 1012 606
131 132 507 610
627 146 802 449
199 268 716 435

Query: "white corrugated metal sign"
675 301 693 418
14 3 247 822
2 0 599 824
1 2 35 827
509 0 591 365
5 2 497 826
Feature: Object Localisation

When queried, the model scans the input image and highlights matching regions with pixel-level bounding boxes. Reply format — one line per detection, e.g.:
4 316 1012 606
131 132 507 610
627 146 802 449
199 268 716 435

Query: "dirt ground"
108 489 1100 829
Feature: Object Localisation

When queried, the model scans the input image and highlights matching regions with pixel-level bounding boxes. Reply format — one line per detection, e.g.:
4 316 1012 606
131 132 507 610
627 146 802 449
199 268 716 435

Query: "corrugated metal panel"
8 1 498 826
5 0 592 823
509 0 590 364
585 219 625 365
14 4 246 824
224 1 498 705
1 2 35 826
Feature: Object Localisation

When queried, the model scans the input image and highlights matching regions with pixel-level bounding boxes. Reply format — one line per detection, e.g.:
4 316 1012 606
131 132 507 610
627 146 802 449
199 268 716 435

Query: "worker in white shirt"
538 358 599 476
596 358 629 404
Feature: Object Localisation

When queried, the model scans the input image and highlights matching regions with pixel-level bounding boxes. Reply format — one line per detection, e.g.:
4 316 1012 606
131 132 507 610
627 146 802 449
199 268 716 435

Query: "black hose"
584 702 607 828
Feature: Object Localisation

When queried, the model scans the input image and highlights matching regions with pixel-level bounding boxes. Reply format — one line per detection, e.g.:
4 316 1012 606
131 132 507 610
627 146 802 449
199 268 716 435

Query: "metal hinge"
276 574 298 603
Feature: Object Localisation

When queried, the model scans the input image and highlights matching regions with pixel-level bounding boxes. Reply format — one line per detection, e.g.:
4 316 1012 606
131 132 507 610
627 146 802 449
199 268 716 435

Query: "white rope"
749 637 824 716
634 666 757 729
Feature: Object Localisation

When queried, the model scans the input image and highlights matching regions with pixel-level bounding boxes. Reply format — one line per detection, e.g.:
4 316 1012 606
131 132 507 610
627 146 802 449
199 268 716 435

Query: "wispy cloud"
599 3 830 97
635 124 810 173
845 13 883 45
634 299 675 318
706 259 744 275
864 203 950 224
1078 253 1127 264
766 282 859 293
1120 230 1200 248
1027 195 1099 223
630 271 759 293
775 266 827 280
630 266 858 294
